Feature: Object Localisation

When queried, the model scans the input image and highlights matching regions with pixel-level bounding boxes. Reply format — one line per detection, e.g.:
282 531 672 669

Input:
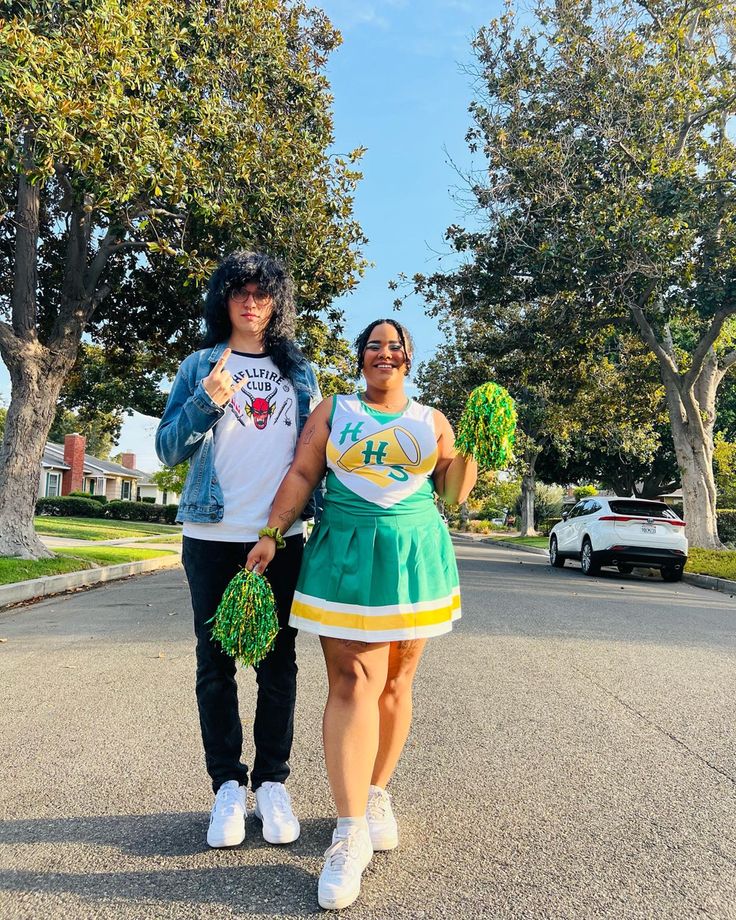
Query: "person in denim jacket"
156 250 320 849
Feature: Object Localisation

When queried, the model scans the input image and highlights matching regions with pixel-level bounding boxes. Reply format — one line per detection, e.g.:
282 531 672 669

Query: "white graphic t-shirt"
184 352 305 543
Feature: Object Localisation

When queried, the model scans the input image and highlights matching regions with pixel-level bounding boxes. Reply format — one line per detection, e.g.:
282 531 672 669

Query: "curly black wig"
202 250 304 379
354 318 414 376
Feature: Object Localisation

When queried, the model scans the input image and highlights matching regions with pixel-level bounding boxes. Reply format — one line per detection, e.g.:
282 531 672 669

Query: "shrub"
105 500 181 525
69 491 107 504
36 496 102 517
141 496 156 504
717 510 736 544
573 484 598 501
539 517 562 535
468 519 493 534
106 500 164 523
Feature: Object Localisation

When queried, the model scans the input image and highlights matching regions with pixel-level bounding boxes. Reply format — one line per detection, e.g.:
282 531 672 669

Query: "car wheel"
580 538 600 576
661 566 683 582
549 536 565 568
617 564 634 575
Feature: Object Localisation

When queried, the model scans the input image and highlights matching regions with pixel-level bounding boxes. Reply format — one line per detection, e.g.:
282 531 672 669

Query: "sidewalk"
0 534 182 610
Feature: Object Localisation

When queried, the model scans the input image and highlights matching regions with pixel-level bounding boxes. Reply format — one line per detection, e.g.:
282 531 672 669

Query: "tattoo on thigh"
339 639 369 650
395 639 423 662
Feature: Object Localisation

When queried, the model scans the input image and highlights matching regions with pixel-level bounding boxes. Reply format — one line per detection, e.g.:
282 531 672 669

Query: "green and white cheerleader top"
289 394 462 642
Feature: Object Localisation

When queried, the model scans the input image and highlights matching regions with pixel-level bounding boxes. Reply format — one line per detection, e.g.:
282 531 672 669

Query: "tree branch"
11 135 40 341
627 286 679 379
683 309 731 389
54 163 74 212
718 349 736 375
84 224 125 296
672 94 736 158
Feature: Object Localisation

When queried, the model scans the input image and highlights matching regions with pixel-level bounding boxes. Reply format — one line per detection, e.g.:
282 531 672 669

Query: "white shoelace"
214 784 242 816
263 782 292 818
367 791 390 821
324 834 360 872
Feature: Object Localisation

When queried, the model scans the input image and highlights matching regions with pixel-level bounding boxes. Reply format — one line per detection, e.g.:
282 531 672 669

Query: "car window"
581 499 600 515
608 500 679 519
567 503 583 518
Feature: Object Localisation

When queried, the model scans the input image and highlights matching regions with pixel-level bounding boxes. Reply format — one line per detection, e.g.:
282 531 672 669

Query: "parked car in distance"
491 518 506 526
548 497 688 581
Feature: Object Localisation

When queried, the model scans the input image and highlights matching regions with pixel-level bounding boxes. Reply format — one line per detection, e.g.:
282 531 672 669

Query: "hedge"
36 496 102 517
105 500 179 525
69 491 107 504
539 517 562 535
718 510 736 544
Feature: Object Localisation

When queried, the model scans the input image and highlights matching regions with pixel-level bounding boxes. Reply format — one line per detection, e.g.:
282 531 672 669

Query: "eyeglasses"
229 286 271 305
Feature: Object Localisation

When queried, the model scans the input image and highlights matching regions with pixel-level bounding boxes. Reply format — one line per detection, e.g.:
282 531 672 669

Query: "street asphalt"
1 539 734 920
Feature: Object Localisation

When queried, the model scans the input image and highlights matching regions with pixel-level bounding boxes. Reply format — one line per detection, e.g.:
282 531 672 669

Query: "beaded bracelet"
258 526 286 550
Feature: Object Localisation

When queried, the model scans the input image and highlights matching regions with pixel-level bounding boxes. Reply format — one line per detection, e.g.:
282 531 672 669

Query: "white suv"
548 497 688 582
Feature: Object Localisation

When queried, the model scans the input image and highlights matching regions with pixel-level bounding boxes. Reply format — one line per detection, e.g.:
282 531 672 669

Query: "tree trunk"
459 502 470 531
519 472 537 536
663 361 721 549
0 343 76 558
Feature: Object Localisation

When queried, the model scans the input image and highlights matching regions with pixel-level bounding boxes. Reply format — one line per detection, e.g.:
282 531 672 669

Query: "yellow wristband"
258 526 286 550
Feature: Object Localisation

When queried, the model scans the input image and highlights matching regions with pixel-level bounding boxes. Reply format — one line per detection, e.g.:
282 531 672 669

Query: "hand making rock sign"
202 347 237 406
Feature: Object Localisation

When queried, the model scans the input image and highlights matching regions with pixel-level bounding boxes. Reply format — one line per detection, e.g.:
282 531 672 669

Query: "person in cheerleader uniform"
247 318 477 911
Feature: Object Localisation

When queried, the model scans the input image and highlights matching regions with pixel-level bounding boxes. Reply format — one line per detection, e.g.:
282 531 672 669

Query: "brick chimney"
62 433 86 495
120 452 137 470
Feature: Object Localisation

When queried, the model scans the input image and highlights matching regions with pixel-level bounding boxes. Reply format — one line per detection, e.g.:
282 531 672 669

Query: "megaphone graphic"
337 426 421 473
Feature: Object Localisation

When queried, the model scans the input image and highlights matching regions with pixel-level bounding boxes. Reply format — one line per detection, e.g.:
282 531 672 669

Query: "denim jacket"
155 342 322 524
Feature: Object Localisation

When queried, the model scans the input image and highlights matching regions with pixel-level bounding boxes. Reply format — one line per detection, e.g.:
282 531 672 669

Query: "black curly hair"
202 250 304 379
354 318 414 376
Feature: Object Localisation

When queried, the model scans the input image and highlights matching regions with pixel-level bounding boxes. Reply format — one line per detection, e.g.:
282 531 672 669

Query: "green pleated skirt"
289 501 461 642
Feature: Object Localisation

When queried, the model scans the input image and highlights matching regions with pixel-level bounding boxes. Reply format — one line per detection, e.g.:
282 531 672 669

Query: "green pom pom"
455 382 517 470
209 569 279 668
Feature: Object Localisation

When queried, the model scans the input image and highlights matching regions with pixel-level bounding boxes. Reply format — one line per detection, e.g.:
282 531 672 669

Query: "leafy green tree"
48 407 119 460
0 0 365 558
714 435 736 508
573 485 598 501
152 463 189 497
420 0 736 547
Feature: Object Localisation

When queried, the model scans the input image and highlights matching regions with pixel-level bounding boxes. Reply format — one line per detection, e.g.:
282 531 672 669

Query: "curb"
476 537 736 599
0 554 182 610
681 572 736 596
481 538 548 556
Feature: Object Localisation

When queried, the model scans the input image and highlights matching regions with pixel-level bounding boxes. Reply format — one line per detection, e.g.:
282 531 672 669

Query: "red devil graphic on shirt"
242 389 277 430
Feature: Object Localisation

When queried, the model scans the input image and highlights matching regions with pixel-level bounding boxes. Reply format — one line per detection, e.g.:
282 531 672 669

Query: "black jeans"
182 534 303 793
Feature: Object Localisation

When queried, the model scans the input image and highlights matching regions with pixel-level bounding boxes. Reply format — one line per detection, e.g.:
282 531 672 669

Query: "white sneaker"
366 785 399 851
254 781 300 844
207 780 246 848
318 827 373 910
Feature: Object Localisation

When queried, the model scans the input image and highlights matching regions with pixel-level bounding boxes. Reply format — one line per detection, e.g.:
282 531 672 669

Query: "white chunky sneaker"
254 781 300 844
366 785 399 851
318 827 373 910
207 780 246 848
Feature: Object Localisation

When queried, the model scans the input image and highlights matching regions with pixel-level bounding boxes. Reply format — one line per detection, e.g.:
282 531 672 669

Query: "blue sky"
1 0 500 470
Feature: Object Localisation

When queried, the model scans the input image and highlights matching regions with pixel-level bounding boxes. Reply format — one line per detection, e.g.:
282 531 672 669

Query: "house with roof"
39 434 178 504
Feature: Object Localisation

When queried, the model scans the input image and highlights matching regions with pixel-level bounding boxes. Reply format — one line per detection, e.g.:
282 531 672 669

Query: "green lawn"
0 546 176 586
34 516 181 541
486 534 549 548
686 548 736 581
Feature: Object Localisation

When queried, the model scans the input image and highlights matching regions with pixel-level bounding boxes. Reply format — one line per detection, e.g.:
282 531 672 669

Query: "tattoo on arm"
302 425 316 445
279 506 297 529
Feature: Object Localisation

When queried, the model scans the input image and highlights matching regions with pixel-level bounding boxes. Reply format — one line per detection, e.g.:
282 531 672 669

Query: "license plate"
641 525 656 534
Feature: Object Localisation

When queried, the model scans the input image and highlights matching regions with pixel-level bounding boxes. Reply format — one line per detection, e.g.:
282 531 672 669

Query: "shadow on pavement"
0 864 323 916
0 812 336 860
